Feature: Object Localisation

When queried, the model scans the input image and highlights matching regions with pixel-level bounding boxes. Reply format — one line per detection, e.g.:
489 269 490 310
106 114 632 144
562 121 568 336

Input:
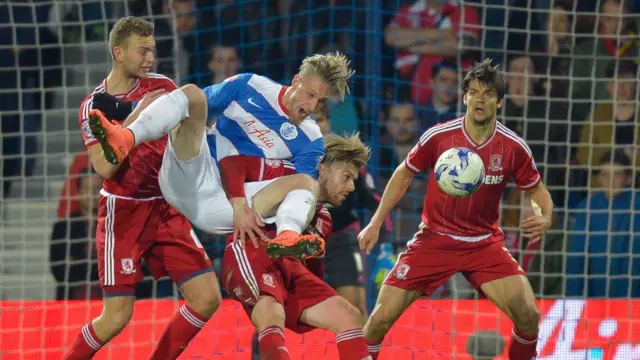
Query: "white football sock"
275 189 317 235
127 89 190 145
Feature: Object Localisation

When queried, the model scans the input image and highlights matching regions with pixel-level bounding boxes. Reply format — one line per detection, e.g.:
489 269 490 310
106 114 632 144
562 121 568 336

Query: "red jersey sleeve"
218 156 292 199
450 5 481 39
389 6 411 28
512 142 542 191
79 96 99 148
218 155 256 199
405 129 439 174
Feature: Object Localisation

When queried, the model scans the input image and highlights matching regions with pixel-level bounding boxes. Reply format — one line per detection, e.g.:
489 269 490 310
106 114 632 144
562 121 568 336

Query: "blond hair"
299 52 355 101
109 16 154 59
323 132 370 170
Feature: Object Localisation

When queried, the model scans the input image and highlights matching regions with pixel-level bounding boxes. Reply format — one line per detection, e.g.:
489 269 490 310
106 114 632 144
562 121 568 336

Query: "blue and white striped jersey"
205 73 324 178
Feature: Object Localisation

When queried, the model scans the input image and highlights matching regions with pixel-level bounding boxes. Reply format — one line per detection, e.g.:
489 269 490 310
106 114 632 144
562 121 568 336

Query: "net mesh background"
0 0 639 359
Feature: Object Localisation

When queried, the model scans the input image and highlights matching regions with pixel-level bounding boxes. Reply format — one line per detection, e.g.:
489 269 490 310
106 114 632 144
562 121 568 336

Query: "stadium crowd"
1 0 639 312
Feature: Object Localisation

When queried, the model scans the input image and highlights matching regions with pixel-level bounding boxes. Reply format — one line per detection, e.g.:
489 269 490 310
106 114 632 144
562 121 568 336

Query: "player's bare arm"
359 162 414 253
521 182 553 242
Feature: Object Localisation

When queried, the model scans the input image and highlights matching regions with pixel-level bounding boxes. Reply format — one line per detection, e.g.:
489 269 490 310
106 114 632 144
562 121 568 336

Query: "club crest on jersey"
279 122 298 140
262 273 275 288
395 263 410 280
120 258 136 275
489 154 503 172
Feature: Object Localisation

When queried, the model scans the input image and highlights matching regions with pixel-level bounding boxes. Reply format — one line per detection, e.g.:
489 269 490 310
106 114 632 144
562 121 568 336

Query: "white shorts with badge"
158 132 276 234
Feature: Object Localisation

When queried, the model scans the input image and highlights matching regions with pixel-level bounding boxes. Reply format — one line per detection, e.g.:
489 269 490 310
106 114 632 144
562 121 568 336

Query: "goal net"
1 0 639 359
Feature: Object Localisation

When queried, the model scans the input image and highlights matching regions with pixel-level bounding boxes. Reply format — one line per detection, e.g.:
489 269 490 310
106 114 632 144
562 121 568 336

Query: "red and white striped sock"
365 338 382 360
61 322 103 359
149 304 209 360
509 328 538 360
336 328 371 359
258 325 290 360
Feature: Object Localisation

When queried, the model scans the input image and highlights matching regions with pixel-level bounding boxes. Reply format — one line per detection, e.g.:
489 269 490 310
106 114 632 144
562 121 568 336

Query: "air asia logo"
242 120 275 149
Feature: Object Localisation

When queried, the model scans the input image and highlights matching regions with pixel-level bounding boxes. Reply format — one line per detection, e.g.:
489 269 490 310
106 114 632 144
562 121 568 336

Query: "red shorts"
96 192 212 296
384 230 524 296
221 241 336 334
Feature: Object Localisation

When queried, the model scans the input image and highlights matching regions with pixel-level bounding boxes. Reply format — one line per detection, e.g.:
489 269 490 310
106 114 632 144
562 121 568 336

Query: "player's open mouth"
297 108 307 118
474 108 484 114
140 67 151 73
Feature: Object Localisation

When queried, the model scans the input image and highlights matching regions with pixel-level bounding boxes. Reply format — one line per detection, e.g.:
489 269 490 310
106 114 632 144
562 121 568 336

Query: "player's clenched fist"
358 223 381 254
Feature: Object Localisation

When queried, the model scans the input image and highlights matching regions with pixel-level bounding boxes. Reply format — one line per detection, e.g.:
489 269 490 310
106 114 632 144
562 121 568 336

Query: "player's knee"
509 296 540 333
252 296 286 332
325 296 365 334
180 84 206 108
98 297 135 334
186 291 221 319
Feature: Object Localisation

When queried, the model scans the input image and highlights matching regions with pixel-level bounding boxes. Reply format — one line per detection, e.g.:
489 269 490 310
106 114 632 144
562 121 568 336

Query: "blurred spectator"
502 190 566 298
204 0 283 80
466 330 506 360
1 2 61 200
286 0 356 81
421 61 459 129
379 102 426 244
50 167 102 300
380 102 419 180
208 43 241 84
384 0 480 105
151 0 212 85
502 55 569 206
576 60 639 181
58 154 91 219
570 0 639 121
566 150 640 298
533 3 574 100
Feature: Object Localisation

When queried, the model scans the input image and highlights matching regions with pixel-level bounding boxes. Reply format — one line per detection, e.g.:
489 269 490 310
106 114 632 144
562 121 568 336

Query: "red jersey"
79 73 177 198
405 117 541 239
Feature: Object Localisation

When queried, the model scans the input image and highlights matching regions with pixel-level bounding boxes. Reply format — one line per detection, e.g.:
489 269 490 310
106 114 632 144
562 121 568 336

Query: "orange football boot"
266 230 326 259
88 109 134 165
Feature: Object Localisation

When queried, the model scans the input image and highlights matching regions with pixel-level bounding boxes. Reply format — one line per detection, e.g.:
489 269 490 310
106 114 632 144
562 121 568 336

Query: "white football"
434 147 485 197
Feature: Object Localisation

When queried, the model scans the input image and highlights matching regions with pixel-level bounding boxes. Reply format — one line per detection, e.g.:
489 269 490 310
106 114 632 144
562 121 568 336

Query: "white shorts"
158 131 276 234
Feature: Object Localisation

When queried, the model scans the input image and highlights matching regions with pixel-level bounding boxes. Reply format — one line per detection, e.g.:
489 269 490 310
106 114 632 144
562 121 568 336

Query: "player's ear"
462 94 468 106
112 46 124 63
496 98 503 110
292 74 300 87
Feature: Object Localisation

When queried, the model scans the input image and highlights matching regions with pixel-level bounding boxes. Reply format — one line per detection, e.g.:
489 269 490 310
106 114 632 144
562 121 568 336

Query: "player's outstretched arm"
521 182 554 243
358 162 414 253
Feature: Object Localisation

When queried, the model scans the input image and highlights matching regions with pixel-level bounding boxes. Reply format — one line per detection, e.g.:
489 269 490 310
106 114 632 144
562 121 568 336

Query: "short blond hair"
109 16 154 58
299 52 355 101
323 132 370 170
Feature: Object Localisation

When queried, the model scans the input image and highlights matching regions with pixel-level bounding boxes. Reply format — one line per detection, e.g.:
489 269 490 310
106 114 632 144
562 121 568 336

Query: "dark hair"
462 58 506 100
432 61 459 78
599 149 632 176
605 60 638 79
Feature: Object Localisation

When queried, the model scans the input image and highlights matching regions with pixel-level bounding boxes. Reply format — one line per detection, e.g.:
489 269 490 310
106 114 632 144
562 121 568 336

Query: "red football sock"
509 328 538 360
258 325 290 360
365 338 382 360
149 304 209 360
336 328 371 359
62 322 103 360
